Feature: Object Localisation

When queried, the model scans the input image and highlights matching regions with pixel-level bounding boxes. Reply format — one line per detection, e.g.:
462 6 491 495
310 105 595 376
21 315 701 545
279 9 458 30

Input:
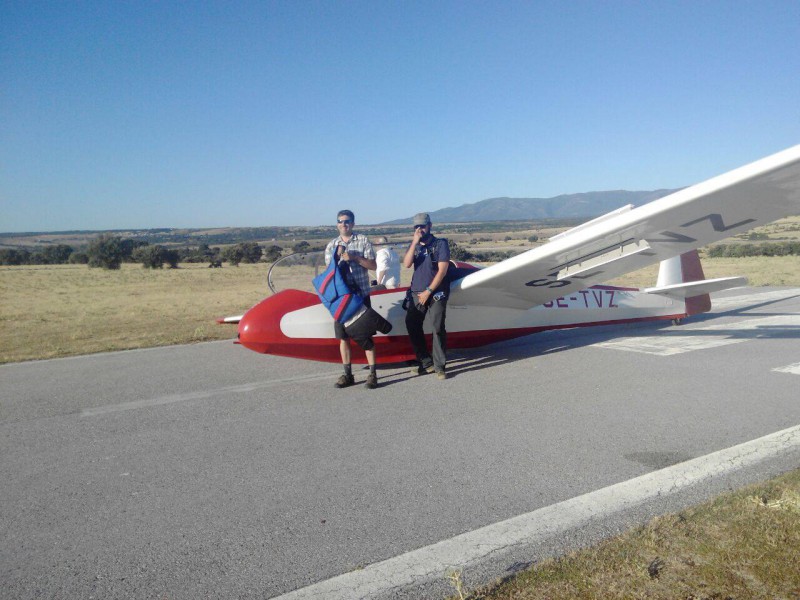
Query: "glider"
223 145 800 364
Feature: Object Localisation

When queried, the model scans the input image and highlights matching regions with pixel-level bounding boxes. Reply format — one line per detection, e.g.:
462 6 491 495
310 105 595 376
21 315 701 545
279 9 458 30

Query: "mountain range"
384 189 679 224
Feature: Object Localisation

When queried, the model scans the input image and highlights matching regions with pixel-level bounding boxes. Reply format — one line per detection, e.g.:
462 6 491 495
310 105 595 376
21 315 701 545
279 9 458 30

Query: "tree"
120 239 148 262
292 240 310 253
240 242 263 263
220 242 261 265
87 234 124 269
206 246 222 267
180 244 217 264
0 248 30 265
264 245 283 262
221 245 244 266
133 245 163 268
448 241 473 261
163 248 180 268
41 244 74 264
69 252 89 264
133 245 180 268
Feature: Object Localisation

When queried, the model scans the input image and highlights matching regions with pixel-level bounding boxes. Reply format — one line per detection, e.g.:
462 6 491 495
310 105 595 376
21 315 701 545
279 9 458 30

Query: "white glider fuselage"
237 255 710 364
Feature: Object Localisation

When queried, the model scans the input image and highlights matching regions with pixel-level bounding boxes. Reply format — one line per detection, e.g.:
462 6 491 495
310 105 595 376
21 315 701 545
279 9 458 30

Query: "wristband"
425 287 433 293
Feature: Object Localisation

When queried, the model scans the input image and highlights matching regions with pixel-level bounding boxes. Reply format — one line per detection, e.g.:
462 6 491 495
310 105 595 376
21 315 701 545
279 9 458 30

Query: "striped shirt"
324 233 375 297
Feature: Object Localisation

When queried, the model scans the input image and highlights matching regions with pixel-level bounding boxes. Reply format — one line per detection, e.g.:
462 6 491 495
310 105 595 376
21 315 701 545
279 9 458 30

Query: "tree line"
5 235 798 269
706 241 800 258
0 235 287 269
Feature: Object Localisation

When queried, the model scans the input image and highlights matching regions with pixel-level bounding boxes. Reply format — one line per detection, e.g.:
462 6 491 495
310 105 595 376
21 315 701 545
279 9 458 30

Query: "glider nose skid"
237 289 320 355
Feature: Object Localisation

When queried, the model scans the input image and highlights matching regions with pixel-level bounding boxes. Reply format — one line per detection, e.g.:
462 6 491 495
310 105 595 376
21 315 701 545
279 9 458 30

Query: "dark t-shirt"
410 236 450 293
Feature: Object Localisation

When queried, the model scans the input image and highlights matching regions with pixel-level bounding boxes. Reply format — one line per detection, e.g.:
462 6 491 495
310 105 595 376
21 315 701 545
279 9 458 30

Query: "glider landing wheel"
672 318 683 326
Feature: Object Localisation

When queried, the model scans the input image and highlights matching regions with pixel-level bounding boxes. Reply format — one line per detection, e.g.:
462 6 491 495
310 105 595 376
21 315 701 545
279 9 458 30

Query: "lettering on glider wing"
524 268 607 288
525 275 571 288
648 213 757 244
681 213 756 232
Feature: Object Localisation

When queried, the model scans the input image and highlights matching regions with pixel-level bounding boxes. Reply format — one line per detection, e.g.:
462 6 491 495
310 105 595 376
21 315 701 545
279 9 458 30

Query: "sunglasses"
337 219 353 225
414 224 428 230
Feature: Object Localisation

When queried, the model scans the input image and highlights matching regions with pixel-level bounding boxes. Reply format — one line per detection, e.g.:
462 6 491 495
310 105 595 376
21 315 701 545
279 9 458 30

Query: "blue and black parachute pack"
312 254 364 324
312 252 393 350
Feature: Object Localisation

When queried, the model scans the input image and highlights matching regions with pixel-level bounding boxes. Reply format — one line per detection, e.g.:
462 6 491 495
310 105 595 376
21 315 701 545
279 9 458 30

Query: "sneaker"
410 363 434 375
436 370 447 380
334 373 355 388
365 372 378 389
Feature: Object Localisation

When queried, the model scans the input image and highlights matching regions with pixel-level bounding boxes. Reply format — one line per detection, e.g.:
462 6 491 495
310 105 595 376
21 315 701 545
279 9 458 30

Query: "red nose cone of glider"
237 290 320 354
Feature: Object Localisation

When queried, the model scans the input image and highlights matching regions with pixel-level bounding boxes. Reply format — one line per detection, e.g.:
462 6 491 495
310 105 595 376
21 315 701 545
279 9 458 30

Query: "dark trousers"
405 298 447 371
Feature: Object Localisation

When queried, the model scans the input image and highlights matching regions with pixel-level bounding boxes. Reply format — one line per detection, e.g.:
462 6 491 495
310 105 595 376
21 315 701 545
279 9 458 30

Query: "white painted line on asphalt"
596 314 800 356
596 335 741 356
81 371 339 416
271 424 800 600
773 362 800 375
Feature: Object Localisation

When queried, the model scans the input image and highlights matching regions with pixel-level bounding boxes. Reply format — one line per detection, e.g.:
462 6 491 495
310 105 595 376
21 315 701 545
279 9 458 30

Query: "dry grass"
608 255 800 289
0 263 268 363
738 215 800 241
459 469 800 600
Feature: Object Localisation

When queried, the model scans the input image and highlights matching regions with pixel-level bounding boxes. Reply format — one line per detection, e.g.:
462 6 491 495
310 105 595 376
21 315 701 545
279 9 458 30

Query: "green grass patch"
457 469 800 599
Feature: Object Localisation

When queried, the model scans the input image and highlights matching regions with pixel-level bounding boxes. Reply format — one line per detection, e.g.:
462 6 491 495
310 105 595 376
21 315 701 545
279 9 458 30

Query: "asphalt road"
2 287 800 599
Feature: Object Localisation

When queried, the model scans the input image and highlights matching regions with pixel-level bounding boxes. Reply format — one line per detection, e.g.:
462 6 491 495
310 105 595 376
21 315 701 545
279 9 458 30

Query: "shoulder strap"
429 237 447 265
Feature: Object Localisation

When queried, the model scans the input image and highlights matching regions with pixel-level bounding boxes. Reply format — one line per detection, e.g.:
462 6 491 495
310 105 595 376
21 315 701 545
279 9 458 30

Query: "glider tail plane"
643 250 746 316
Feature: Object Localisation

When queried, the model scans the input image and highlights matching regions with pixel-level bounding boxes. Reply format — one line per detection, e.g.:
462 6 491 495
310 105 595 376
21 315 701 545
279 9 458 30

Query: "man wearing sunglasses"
403 212 450 380
324 210 378 389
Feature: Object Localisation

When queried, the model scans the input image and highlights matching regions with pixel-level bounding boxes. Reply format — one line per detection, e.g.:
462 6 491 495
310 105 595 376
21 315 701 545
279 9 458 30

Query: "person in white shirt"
374 236 400 289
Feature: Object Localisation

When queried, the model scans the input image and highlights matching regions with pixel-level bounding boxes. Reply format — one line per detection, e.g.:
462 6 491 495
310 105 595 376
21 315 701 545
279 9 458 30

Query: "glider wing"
451 145 800 309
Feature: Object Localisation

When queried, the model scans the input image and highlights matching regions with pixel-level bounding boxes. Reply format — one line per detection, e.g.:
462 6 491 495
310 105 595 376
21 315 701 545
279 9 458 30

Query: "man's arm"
403 228 424 268
375 249 387 284
341 252 376 271
429 261 449 292
352 255 377 271
416 261 449 305
324 240 335 266
376 264 386 284
341 237 377 271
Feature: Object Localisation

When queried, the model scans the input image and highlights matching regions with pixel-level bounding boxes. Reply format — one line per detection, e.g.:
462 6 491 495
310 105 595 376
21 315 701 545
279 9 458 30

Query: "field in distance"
1 217 799 364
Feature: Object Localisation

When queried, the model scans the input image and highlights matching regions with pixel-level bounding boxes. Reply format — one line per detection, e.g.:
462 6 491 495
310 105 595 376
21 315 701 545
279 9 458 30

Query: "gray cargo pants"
405 296 447 372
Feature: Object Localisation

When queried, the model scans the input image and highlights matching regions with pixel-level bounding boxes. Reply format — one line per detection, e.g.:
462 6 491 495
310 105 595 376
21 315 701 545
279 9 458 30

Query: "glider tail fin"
655 249 705 289
644 250 746 316
673 250 711 316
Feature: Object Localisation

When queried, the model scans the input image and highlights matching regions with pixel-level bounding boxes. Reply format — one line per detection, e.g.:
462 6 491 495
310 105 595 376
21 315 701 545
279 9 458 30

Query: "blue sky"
2 0 799 232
